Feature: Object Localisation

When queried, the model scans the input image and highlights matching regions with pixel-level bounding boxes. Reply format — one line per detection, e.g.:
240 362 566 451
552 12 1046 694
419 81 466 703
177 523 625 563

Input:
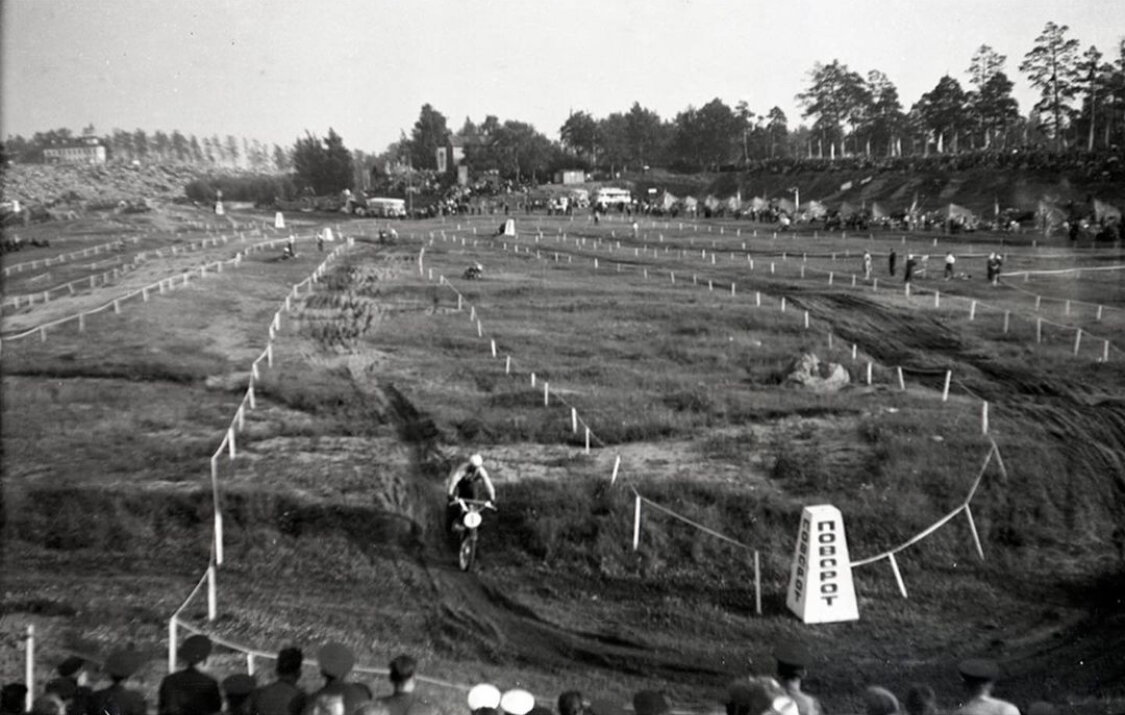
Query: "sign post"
786 505 859 623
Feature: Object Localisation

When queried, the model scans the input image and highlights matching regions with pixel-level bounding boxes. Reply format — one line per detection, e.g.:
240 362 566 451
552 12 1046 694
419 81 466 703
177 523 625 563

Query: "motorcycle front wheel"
458 530 477 572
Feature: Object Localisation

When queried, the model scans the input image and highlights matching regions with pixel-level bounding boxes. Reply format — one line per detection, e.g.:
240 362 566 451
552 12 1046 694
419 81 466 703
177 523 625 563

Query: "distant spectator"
557 691 584 715
863 687 900 715
774 640 822 715
250 646 306 715
889 249 897 277
944 252 956 280
904 684 938 715
159 634 223 715
30 695 65 715
376 655 442 715
992 254 1003 285
725 677 797 715
87 649 147 715
47 656 92 715
904 255 917 284
302 643 370 715
953 659 1018 715
863 251 872 280
2 684 28 715
221 675 256 715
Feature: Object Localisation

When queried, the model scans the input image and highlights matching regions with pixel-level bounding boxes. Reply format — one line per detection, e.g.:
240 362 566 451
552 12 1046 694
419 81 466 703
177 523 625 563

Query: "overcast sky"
2 0 1122 155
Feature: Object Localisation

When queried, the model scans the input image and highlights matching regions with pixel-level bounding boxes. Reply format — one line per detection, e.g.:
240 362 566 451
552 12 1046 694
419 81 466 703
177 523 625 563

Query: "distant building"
554 169 586 185
437 135 481 185
43 138 106 165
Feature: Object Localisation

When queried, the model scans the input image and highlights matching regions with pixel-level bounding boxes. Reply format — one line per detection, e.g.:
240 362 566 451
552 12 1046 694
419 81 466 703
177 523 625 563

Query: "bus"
360 197 407 218
593 187 632 209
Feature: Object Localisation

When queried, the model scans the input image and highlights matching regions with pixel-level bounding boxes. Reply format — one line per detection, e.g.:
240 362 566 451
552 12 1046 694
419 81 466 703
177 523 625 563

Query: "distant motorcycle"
464 263 483 280
451 498 495 572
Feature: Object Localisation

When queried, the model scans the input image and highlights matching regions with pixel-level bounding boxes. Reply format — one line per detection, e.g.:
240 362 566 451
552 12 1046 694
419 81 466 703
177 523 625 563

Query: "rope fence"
0 233 318 350
14 212 1094 700
420 224 1006 604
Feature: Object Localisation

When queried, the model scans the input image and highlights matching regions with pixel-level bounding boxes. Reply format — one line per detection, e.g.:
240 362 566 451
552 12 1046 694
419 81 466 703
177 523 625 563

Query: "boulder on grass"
785 353 850 392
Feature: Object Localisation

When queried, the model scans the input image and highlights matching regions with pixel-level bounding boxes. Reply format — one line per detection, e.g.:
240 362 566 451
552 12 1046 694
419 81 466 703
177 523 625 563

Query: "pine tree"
1020 21 1081 150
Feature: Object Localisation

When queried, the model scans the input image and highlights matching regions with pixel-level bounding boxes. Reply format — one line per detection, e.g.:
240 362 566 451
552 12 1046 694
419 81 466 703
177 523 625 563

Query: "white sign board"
215 201 224 216
275 212 285 229
502 219 516 237
786 504 859 624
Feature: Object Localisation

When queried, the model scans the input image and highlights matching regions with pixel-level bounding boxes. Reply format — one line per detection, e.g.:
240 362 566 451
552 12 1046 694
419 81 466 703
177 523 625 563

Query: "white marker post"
786 505 859 623
168 618 178 674
634 496 643 553
25 625 35 712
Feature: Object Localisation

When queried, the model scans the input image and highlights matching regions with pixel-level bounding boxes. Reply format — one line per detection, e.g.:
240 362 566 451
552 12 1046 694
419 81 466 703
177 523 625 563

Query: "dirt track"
5 209 1125 712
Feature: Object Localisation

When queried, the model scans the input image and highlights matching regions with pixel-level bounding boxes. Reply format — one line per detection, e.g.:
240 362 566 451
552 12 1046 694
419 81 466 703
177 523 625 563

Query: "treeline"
4 124 377 202
387 21 1125 179
2 126 293 172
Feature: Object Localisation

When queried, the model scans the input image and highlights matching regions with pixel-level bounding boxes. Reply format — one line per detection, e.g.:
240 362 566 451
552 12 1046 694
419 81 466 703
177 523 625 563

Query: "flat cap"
773 640 810 669
180 635 212 664
222 674 256 696
317 642 355 679
958 658 1000 681
632 691 669 715
105 649 145 679
57 657 86 678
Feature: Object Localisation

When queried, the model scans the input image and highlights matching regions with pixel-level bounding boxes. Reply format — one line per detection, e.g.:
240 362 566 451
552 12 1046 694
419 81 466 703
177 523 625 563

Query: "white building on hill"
43 138 107 165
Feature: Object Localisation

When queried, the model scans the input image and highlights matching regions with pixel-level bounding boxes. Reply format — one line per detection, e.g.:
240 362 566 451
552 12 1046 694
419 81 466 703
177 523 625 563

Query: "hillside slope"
626 165 1125 216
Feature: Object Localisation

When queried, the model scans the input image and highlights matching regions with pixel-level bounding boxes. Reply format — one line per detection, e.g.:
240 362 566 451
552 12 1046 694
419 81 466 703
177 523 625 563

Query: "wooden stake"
634 496 643 553
888 553 908 598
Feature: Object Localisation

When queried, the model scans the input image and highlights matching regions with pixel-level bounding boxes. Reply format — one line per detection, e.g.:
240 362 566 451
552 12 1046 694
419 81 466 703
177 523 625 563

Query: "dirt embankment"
626 165 1125 217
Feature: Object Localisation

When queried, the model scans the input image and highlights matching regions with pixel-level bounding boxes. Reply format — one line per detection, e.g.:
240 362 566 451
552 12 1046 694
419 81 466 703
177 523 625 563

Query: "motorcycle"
451 498 495 572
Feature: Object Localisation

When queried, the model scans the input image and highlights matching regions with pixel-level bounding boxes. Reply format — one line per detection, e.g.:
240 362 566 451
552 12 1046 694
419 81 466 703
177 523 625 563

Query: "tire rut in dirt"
362 376 728 682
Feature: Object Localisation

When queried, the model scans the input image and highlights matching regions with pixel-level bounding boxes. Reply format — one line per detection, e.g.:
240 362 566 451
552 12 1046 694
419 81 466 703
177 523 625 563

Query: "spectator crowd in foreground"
1 636 1071 715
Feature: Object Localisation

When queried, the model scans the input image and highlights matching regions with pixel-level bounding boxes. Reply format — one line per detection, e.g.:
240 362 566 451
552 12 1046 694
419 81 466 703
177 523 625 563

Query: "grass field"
3 207 1125 714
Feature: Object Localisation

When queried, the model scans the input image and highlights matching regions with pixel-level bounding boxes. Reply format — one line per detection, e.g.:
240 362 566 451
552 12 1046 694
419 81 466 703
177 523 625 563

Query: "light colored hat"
468 684 502 711
501 689 535 715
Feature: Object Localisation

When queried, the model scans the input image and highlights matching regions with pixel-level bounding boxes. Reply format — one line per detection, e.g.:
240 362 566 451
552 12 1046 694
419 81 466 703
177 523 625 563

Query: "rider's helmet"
469 454 483 468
